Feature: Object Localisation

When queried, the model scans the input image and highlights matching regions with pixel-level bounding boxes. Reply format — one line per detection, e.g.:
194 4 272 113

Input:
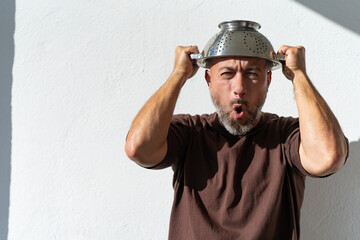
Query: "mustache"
230 99 249 108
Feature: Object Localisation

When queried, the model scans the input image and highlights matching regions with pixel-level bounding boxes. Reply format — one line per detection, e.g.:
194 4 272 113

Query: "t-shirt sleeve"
146 114 191 170
283 124 310 176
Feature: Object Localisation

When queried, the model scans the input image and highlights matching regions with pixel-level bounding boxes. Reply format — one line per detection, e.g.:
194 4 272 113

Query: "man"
125 41 348 238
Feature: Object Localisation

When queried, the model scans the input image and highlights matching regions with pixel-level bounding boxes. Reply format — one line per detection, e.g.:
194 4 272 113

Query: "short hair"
266 60 275 71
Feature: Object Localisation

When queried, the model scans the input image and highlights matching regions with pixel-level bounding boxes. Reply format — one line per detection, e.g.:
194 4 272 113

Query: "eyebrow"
218 67 235 72
245 66 262 72
218 66 262 72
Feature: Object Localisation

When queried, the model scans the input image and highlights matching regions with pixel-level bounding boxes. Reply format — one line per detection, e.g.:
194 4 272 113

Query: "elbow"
317 146 347 176
303 141 348 177
327 143 348 173
124 138 144 164
328 136 348 172
323 153 345 175
124 139 146 166
302 134 349 177
124 139 137 161
124 137 165 168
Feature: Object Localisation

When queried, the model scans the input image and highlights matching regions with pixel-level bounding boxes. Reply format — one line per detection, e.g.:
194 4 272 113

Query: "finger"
193 45 199 53
278 46 306 56
186 45 199 54
277 45 291 55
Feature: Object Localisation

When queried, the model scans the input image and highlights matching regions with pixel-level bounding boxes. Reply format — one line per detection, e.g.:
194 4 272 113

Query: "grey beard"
211 94 266 136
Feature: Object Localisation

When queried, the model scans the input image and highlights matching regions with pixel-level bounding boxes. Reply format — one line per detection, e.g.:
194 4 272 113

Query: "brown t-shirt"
150 112 312 240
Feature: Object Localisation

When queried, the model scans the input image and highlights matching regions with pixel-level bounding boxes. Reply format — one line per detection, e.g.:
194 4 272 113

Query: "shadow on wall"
301 140 360 239
0 0 15 239
294 0 360 35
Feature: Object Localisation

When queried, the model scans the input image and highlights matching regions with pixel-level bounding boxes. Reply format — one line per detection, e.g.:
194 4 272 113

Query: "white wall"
8 0 360 239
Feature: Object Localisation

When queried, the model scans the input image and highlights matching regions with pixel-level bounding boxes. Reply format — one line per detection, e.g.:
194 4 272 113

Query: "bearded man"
125 22 348 240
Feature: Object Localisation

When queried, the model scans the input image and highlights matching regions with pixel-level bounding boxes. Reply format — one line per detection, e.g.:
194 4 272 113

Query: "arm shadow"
301 140 360 239
0 0 15 239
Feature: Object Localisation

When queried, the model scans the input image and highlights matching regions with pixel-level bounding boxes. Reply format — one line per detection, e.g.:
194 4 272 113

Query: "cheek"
254 86 268 103
248 82 268 103
209 87 220 102
211 82 231 101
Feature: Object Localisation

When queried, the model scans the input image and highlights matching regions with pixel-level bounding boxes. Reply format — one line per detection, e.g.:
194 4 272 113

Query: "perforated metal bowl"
191 20 284 70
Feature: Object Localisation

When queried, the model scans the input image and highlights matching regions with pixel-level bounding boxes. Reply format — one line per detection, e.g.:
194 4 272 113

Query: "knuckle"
297 46 305 52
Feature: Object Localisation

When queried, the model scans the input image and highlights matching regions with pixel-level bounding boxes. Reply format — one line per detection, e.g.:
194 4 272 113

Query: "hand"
173 45 200 81
277 45 306 81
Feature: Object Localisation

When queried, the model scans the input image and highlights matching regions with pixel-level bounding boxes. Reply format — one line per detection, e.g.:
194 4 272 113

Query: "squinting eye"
221 72 234 78
246 72 258 78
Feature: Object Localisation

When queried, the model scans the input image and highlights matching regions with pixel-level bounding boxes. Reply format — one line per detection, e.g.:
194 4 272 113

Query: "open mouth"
235 106 242 114
233 105 244 118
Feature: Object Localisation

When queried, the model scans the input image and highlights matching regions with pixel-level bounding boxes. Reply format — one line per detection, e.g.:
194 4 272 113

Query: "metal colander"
191 20 284 70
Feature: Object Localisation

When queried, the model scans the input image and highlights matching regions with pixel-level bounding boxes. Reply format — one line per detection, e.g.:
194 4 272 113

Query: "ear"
205 70 211 88
266 71 272 87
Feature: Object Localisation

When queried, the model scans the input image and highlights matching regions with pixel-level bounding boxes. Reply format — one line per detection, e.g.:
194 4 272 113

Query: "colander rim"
196 55 282 70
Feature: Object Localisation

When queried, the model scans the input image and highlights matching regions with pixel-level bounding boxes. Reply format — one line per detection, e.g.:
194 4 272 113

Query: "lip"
232 104 245 119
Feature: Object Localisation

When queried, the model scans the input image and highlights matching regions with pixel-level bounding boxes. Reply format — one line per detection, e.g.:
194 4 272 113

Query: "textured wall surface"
0 0 14 239
7 0 360 239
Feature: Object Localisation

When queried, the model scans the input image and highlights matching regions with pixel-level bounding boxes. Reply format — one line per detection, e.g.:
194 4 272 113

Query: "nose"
233 74 246 98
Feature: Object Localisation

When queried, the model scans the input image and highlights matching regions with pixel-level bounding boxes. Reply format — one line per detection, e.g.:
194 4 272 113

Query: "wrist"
291 69 308 83
169 70 189 88
171 69 190 84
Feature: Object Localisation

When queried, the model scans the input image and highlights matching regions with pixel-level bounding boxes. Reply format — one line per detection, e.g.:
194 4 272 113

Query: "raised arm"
278 45 348 177
124 46 199 167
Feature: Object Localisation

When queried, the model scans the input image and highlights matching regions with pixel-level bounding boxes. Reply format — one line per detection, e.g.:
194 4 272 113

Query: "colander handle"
190 53 202 60
273 53 285 61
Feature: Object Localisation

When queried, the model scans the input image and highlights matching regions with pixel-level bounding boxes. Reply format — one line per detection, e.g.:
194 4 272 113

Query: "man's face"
205 57 272 135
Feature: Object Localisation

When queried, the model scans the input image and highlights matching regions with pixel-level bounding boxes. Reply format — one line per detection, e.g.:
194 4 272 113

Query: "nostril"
234 90 245 97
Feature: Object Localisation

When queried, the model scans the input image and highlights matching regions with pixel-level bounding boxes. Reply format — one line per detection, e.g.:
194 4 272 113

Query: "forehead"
208 57 267 70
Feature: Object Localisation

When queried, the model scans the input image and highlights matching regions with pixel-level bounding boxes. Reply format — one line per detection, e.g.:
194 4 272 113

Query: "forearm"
293 71 347 176
125 71 187 167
